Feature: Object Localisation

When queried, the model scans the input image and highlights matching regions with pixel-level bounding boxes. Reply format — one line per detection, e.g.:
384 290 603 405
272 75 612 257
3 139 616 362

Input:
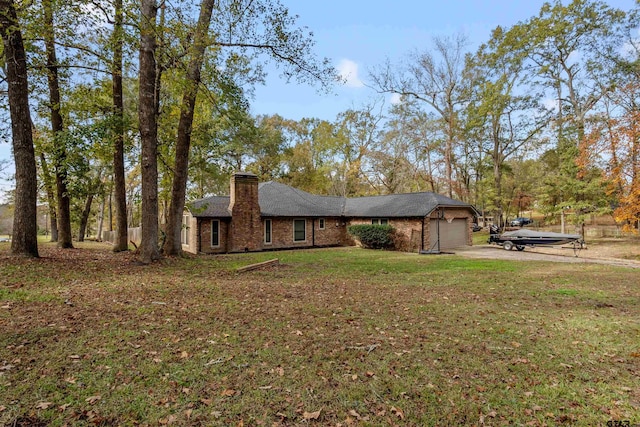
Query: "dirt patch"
456 242 640 268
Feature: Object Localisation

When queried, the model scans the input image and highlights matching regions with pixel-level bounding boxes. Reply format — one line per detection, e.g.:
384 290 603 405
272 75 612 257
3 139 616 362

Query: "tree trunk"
78 193 94 241
111 0 128 252
165 0 215 256
1 0 39 257
138 0 160 263
97 195 105 241
43 0 73 248
39 153 58 242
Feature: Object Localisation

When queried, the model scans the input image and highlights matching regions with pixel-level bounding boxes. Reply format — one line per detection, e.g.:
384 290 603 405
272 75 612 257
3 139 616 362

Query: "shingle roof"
258 181 344 217
344 192 472 217
189 195 231 217
189 181 475 218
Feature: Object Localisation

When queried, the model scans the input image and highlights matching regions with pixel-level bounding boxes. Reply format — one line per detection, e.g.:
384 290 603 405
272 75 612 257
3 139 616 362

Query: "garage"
429 218 469 250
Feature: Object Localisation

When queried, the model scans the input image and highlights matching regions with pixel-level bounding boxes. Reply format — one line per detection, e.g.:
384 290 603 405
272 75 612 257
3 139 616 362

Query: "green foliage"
347 224 394 249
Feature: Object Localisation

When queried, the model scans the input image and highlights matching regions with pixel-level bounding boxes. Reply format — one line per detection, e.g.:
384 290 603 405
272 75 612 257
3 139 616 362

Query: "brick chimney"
228 172 262 252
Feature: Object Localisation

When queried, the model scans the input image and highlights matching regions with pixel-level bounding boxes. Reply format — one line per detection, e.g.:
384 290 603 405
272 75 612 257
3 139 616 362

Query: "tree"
466 25 549 225
163 0 338 256
165 0 219 256
1 0 39 256
334 104 385 196
515 0 625 216
369 34 470 198
42 0 73 248
138 0 161 263
111 0 129 252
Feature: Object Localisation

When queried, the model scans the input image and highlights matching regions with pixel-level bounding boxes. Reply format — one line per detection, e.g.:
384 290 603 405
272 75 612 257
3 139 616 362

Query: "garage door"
429 218 468 250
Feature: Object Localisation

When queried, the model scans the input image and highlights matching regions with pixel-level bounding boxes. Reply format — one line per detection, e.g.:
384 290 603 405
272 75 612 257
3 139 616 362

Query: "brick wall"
228 173 262 252
265 217 346 250
198 219 229 254
348 209 474 253
347 217 423 252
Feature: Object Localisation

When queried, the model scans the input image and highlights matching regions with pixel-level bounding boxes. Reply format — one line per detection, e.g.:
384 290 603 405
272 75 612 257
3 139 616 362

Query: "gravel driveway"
455 244 640 269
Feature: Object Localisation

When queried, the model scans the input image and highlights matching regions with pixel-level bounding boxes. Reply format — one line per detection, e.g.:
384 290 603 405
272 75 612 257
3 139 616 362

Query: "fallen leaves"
302 409 322 420
390 406 404 420
85 395 101 405
221 389 236 397
36 401 53 410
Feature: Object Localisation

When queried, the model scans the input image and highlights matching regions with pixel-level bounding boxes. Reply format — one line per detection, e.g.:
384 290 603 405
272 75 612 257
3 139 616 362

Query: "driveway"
455 244 640 269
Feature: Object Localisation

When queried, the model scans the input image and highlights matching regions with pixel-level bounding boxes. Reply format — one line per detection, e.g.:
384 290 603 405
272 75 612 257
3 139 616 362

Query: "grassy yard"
0 242 638 426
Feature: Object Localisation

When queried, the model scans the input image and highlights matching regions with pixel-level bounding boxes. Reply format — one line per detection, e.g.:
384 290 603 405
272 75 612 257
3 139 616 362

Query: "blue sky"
250 0 637 121
0 0 637 198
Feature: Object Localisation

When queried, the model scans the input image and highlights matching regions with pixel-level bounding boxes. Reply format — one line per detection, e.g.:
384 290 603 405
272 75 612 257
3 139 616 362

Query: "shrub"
347 224 394 249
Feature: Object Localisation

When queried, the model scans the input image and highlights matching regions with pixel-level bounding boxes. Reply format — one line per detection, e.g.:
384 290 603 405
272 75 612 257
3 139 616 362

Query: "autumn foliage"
581 102 640 232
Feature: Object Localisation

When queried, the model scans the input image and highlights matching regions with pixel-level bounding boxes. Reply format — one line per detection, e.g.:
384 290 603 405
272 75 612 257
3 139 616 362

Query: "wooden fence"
102 227 141 245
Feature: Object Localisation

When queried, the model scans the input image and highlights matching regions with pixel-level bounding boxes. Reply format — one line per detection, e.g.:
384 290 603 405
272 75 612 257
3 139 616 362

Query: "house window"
181 214 189 245
264 219 272 244
372 218 389 225
318 218 325 230
293 219 306 242
211 220 220 247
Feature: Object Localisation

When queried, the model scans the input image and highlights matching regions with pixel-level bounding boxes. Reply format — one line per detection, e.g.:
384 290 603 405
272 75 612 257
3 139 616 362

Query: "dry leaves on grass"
85 395 101 405
302 409 322 420
35 402 53 410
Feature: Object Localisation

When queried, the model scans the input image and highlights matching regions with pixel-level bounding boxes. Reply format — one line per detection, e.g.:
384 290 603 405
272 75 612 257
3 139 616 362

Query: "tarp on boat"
500 229 582 240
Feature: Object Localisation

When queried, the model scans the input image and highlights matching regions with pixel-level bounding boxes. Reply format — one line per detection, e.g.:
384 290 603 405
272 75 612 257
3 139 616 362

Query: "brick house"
181 172 478 254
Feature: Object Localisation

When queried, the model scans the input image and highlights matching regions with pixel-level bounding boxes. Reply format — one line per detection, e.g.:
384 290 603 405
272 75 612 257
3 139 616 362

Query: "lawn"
0 242 638 426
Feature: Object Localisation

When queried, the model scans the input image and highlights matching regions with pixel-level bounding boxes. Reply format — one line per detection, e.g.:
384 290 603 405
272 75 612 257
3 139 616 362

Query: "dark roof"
189 181 476 218
189 195 231 218
344 192 471 217
258 181 344 217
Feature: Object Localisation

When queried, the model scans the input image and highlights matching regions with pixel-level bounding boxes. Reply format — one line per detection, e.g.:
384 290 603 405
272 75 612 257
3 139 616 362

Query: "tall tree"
334 104 385 196
138 0 161 263
369 33 470 198
1 0 39 257
162 0 337 255
42 0 73 248
164 0 216 256
111 0 129 252
467 25 549 225
516 0 625 214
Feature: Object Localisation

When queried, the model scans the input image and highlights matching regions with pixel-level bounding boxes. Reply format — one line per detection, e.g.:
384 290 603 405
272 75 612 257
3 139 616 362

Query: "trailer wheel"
516 245 525 251
503 241 514 251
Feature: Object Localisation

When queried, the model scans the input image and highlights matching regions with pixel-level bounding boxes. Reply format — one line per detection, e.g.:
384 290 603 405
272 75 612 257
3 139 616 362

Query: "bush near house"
347 224 394 249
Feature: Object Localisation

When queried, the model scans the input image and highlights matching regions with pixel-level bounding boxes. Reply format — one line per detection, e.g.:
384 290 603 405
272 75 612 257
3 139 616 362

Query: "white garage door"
429 218 468 250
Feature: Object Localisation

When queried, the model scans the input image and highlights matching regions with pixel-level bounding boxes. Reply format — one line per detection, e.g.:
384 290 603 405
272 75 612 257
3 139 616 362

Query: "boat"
488 227 583 252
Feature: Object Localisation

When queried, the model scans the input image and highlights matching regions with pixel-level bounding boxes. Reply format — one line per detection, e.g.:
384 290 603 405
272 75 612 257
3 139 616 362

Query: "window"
211 220 220 247
293 219 306 242
371 218 389 225
181 215 189 245
318 218 325 230
264 219 272 244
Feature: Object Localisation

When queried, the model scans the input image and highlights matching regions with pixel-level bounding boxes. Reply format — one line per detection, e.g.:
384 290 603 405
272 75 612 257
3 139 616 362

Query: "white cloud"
543 97 558 112
389 93 403 105
337 59 364 88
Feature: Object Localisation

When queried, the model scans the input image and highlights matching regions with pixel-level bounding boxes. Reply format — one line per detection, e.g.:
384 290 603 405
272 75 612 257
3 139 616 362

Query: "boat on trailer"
489 227 584 254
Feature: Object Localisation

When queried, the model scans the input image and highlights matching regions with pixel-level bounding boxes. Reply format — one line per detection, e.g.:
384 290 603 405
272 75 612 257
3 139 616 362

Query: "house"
181 172 478 254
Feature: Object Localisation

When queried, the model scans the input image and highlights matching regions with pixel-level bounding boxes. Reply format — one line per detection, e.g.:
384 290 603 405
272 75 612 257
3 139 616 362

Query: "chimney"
228 172 262 252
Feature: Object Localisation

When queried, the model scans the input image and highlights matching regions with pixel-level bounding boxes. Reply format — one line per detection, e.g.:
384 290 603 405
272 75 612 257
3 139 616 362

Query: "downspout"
421 216 425 252
197 219 201 253
437 207 442 253
312 218 315 247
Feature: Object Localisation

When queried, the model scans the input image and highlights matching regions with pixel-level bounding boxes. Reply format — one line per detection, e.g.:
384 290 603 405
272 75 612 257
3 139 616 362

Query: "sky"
0 0 637 199
250 0 637 120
